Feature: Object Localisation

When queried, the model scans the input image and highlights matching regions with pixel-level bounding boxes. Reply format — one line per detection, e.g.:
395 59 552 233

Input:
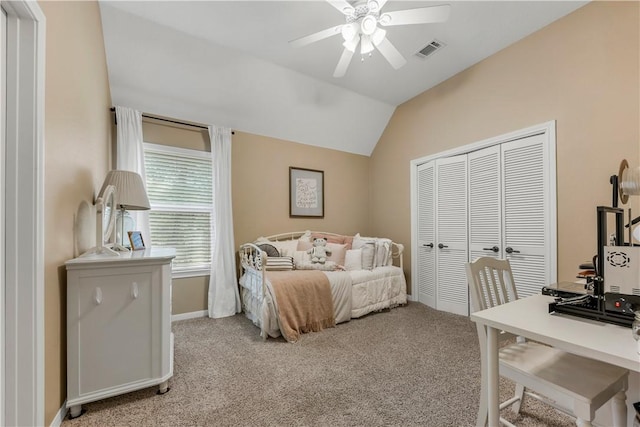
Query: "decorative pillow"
344 249 362 271
297 239 313 252
326 242 348 266
265 256 294 271
269 239 299 257
292 250 311 269
296 261 342 271
352 233 376 250
298 230 313 243
343 235 354 250
257 243 280 258
352 233 377 270
360 243 376 270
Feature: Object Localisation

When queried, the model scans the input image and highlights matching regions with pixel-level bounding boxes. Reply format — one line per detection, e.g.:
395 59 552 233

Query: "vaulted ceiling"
100 1 587 156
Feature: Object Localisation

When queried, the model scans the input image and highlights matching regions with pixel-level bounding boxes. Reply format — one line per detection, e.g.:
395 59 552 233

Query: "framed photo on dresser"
128 231 146 251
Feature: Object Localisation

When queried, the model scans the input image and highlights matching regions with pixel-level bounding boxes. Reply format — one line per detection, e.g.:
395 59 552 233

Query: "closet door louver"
502 134 548 298
468 145 502 263
416 161 436 308
435 155 469 316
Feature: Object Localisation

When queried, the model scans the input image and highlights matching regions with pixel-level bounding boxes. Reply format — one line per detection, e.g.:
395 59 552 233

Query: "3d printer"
546 159 640 327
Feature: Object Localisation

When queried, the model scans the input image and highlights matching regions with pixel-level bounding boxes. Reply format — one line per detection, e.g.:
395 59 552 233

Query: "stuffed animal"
307 237 332 264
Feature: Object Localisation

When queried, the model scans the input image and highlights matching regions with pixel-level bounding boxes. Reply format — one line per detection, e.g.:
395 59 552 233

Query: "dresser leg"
69 405 82 419
157 380 170 395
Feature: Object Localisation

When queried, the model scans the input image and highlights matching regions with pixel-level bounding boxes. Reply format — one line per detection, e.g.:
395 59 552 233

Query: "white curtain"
208 125 241 318
115 106 151 245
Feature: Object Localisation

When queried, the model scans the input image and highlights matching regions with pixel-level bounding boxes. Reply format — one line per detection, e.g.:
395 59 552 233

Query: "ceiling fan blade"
379 4 451 26
333 48 355 78
375 37 407 70
327 0 355 15
289 25 343 48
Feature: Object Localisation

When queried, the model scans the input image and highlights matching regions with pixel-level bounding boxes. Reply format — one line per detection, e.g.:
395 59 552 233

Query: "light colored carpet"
62 302 575 426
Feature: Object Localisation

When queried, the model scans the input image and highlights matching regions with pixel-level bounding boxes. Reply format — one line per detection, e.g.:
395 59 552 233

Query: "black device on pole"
546 206 633 327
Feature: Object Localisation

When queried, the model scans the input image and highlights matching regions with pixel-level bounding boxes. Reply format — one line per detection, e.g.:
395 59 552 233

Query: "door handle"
423 243 434 248
483 246 500 253
505 247 521 254
438 243 448 249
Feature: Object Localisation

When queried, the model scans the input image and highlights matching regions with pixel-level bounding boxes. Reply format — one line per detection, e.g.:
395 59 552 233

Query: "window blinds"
144 145 213 272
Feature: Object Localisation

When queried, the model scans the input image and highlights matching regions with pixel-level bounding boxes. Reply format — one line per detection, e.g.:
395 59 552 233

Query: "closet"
412 122 557 316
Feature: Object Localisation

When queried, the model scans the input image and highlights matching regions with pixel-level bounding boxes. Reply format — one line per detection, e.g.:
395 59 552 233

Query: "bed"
238 231 407 342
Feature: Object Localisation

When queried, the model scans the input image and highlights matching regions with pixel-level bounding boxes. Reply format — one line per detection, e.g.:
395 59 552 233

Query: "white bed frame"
238 231 407 339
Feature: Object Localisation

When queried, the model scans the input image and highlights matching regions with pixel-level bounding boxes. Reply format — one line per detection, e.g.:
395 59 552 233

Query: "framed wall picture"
128 231 146 251
290 167 324 218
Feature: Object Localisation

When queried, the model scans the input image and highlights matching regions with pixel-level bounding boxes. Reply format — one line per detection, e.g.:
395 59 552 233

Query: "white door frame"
1 5 7 425
409 121 557 303
2 1 46 425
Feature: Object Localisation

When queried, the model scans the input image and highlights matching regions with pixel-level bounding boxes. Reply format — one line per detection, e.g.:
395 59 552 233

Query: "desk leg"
487 326 500 427
611 390 627 427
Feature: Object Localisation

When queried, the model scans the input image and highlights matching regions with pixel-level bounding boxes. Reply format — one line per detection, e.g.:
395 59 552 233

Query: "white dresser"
65 248 176 418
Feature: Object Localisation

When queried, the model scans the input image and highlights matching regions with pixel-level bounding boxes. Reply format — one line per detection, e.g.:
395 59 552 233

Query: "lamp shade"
98 170 150 210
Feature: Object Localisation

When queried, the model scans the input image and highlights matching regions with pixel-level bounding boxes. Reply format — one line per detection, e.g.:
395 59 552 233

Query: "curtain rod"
109 107 234 134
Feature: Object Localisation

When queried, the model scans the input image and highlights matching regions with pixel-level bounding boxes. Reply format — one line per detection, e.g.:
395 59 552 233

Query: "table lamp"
98 170 150 251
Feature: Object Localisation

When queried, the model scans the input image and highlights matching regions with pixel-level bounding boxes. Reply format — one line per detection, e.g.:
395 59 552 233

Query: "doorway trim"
2 1 46 425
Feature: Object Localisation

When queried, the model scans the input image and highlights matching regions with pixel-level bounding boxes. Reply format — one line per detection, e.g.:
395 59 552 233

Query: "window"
143 142 213 276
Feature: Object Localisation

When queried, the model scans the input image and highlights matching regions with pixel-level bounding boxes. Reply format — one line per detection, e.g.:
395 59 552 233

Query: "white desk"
470 294 640 426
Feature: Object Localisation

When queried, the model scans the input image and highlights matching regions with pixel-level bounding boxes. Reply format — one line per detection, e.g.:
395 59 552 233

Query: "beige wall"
40 1 112 424
231 131 371 251
370 1 640 293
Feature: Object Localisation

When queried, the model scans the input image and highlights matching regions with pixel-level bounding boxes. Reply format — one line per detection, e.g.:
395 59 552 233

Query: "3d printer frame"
548 206 635 327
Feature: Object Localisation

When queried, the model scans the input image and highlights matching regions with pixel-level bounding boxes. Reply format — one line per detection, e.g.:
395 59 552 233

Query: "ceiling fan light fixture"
367 0 379 12
360 35 374 54
341 22 358 42
361 15 377 35
378 13 391 26
343 35 360 53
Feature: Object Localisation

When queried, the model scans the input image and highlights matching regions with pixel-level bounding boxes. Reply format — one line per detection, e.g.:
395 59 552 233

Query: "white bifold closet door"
435 155 468 316
468 145 502 262
416 161 436 308
468 134 551 299
415 127 555 316
501 134 550 298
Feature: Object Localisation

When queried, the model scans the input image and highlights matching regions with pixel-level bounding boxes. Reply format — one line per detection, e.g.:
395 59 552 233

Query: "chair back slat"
466 257 518 312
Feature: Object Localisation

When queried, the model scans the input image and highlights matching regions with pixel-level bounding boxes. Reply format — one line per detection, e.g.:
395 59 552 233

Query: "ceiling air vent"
416 39 445 59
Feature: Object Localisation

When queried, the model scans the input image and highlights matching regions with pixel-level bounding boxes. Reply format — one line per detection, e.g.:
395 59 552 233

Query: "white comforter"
239 266 407 339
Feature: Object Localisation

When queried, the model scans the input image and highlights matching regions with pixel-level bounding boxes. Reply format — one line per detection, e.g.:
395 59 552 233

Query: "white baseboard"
407 293 415 302
50 401 67 427
171 310 208 322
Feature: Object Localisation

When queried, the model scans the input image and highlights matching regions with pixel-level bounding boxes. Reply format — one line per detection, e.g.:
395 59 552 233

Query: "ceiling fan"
290 0 451 77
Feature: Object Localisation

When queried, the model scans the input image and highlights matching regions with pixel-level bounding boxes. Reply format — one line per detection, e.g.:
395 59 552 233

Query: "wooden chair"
466 257 628 427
